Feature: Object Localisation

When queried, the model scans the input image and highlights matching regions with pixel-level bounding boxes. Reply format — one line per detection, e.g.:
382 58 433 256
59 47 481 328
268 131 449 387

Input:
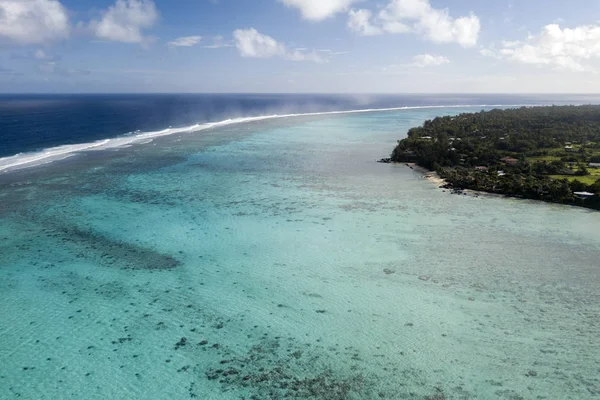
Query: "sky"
1 0 600 93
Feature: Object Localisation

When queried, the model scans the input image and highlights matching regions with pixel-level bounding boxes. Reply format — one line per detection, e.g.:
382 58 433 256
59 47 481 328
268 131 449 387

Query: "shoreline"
404 162 491 198
405 163 446 186
403 162 584 205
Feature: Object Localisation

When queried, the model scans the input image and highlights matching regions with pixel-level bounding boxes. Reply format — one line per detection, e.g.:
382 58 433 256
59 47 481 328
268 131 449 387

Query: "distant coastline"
384 105 600 210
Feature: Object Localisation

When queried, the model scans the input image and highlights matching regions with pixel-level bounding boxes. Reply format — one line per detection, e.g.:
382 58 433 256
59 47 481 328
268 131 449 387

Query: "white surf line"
0 103 537 173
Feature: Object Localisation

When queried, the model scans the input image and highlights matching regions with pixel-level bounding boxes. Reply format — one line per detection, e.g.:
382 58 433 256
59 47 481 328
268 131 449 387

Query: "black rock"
175 337 187 350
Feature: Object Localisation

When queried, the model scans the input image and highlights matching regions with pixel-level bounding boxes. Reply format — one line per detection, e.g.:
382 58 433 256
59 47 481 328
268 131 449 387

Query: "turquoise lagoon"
1 108 599 399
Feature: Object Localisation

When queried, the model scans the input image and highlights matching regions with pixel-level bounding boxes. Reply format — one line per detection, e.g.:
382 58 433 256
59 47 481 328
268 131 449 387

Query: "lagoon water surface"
1 108 599 399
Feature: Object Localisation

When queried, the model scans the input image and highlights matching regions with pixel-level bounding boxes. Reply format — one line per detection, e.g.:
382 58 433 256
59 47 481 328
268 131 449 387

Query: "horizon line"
1 92 600 96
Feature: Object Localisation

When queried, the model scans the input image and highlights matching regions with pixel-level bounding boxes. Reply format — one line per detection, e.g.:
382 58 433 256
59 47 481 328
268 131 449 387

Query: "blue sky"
1 0 600 93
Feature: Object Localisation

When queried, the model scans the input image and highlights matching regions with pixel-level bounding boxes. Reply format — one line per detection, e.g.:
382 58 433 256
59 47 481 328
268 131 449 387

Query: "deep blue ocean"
3 93 600 159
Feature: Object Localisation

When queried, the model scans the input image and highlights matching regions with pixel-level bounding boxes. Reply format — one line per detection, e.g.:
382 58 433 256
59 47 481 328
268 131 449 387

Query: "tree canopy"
390 105 600 210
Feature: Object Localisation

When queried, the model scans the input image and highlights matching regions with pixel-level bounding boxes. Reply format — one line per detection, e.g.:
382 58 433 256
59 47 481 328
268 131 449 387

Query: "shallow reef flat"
1 109 599 399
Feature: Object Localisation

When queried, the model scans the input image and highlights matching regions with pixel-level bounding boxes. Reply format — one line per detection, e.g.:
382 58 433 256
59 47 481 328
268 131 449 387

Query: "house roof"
574 192 595 197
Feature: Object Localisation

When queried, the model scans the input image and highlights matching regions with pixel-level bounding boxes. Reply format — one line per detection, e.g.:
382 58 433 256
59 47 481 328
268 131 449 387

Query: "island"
387 105 600 210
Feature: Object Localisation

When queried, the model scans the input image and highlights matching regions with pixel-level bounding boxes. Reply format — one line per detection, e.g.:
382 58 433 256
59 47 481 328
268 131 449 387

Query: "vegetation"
390 105 600 210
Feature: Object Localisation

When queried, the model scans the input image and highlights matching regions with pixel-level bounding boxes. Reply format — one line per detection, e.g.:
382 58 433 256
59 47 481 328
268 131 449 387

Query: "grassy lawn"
589 149 600 159
550 174 600 185
527 147 581 162
538 151 600 185
528 155 562 162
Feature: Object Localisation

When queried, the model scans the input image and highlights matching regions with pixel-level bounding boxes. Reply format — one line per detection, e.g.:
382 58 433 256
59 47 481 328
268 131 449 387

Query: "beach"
405 162 447 185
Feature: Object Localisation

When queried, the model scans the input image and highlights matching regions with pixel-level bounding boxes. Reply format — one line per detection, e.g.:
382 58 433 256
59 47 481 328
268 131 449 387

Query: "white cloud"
91 0 158 44
0 0 70 44
411 53 450 67
280 0 357 21
233 28 285 58
479 48 500 59
168 36 202 47
482 24 600 72
233 28 325 62
348 0 480 47
347 9 382 36
285 48 325 62
381 53 450 72
203 36 234 49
